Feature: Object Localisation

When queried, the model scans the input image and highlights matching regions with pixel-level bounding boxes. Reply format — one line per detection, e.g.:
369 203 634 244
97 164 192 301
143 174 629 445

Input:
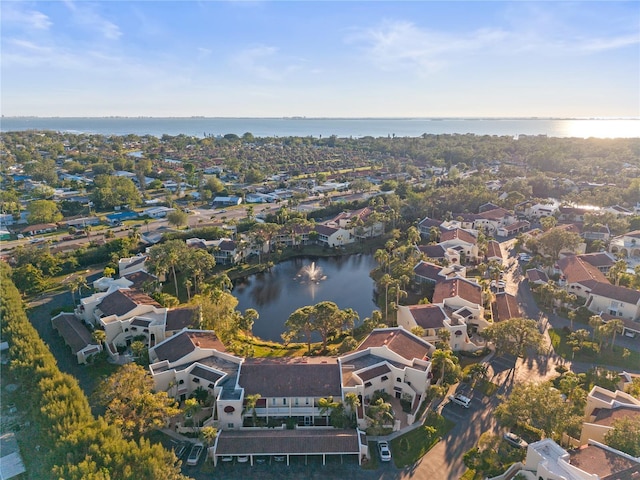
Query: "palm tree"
468 363 488 388
200 426 218 447
368 397 394 430
243 394 261 427
603 319 624 350
432 348 458 384
589 315 604 342
379 274 393 323
344 392 361 425
91 329 106 346
318 396 339 425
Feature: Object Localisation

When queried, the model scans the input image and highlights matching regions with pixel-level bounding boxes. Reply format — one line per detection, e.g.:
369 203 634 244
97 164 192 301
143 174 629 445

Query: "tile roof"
166 307 199 331
418 217 442 229
592 406 640 427
152 330 225 363
569 443 640 480
51 313 93 354
239 358 342 398
590 282 640 305
314 224 339 236
478 207 511 221
492 292 521 322
407 304 448 330
439 228 477 245
486 240 502 259
413 261 443 282
526 268 549 284
578 252 615 269
417 245 447 261
356 363 391 382
557 255 609 286
215 429 360 456
122 271 156 289
500 220 530 232
357 328 431 362
218 240 237 251
433 278 482 305
97 289 160 317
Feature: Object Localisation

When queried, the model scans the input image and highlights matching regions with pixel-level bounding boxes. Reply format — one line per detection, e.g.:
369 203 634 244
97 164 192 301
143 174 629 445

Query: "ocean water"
1 116 638 139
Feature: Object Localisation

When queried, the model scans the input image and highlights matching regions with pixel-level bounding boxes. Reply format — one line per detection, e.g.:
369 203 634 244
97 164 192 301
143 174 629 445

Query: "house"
416 244 460 264
140 206 175 219
313 224 352 248
106 211 139 225
558 205 594 223
517 438 640 480
579 385 640 446
21 223 57 235
438 229 479 263
582 224 611 241
496 220 530 238
118 254 149 277
51 312 103 364
584 283 640 322
397 304 450 339
609 230 640 259
485 240 503 264
211 238 246 265
213 196 243 206
492 292 521 323
65 217 101 228
526 268 549 285
473 207 515 235
418 217 444 237
578 252 616 274
556 255 609 299
326 207 384 239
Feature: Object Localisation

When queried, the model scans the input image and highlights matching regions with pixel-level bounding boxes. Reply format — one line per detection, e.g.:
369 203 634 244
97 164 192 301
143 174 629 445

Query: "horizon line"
3 115 639 120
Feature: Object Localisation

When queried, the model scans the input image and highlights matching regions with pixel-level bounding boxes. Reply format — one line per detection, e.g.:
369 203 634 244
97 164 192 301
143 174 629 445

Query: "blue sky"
1 1 639 117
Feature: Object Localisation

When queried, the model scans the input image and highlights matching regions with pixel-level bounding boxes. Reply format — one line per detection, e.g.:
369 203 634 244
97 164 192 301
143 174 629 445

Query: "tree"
604 415 640 457
344 392 361 425
318 396 340 425
94 363 180 438
468 363 489 388
12 264 47 295
481 317 543 361
602 319 624 350
27 199 62 224
243 393 261 426
167 209 189 228
431 348 461 385
103 266 116 278
625 377 640 399
91 329 106 346
200 426 218 446
367 397 394 431
238 308 259 335
536 227 581 261
589 315 604 342
185 248 216 294
313 301 353 350
495 381 579 438
283 306 315 352
148 239 190 299
90 174 141 209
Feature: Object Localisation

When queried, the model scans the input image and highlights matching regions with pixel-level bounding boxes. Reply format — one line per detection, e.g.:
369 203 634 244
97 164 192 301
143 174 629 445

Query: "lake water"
1 117 638 139
233 254 378 342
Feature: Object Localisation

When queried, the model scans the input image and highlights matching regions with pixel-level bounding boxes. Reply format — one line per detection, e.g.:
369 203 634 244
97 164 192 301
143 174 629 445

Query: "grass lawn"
549 328 640 369
390 412 454 468
249 338 308 357
460 469 483 480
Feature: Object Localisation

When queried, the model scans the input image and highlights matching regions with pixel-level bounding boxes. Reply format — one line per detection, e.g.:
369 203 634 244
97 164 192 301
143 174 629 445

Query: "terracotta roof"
439 228 477 245
239 358 342 398
418 217 442 229
592 406 640 427
166 307 199 331
407 304 448 330
152 330 225 363
314 224 339 236
500 220 530 232
589 282 640 305
486 241 502 260
478 207 511 221
579 252 616 269
433 278 482 305
569 443 640 480
526 268 549 284
357 328 431 362
492 292 521 322
413 261 443 282
557 255 609 286
215 429 360 456
51 313 93 354
357 363 391 382
417 244 446 259
97 289 161 317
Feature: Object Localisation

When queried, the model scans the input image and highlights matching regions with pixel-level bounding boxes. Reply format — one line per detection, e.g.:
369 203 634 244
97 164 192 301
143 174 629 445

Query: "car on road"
503 432 528 448
378 441 392 462
449 393 471 408
186 443 204 466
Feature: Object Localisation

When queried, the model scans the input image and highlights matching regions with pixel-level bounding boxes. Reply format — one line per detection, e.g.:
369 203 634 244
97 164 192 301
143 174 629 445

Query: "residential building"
584 283 640 322
579 386 640 446
438 229 479 263
609 230 640 259
556 255 609 299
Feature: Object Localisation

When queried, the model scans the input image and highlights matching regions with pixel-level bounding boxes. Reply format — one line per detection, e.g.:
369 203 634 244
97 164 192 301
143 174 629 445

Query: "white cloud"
1 5 52 30
63 0 122 40
233 45 302 81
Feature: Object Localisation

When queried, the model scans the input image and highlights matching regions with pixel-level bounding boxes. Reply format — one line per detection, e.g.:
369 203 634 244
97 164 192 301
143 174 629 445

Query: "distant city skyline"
1 1 638 118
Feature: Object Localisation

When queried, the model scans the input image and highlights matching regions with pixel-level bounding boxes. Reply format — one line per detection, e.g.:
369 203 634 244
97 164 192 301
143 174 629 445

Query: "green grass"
460 469 483 480
390 412 455 468
549 328 640 369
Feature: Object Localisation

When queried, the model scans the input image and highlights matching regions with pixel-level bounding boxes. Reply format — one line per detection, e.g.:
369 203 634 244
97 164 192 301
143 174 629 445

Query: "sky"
1 1 639 118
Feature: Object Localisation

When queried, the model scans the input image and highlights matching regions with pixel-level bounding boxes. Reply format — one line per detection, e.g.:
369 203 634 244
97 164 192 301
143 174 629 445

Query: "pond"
233 254 378 342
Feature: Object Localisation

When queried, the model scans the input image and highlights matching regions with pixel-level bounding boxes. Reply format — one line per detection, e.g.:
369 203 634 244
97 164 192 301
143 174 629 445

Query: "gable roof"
152 330 225 363
486 240 502 259
122 271 156 289
418 217 442 230
314 224 339 236
526 268 549 284
413 261 443 282
406 304 449 330
166 307 199 331
578 252 616 269
357 328 432 362
557 255 609 286
478 207 511 221
239 357 342 397
97 289 161 317
439 228 477 245
51 313 93 354
417 244 446 259
492 292 521 322
589 282 640 305
433 278 482 305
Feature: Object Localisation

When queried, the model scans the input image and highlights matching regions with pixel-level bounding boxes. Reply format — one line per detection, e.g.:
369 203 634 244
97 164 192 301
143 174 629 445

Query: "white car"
236 455 249 463
503 432 528 448
186 443 204 466
449 393 471 408
378 441 392 462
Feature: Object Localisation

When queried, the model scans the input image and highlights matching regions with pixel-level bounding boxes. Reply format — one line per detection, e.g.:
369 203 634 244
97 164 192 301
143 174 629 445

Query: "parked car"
237 455 249 463
273 455 286 462
378 441 392 462
220 455 233 462
503 432 528 449
186 443 204 466
255 456 267 464
449 393 471 408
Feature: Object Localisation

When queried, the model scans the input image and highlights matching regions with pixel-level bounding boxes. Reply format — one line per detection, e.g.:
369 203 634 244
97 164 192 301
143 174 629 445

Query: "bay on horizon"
1 116 638 139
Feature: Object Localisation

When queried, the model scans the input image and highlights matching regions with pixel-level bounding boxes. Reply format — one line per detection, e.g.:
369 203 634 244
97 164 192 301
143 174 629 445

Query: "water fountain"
298 261 326 282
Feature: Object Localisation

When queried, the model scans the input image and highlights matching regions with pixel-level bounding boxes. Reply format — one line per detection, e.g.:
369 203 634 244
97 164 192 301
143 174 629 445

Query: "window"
305 398 309 405
381 376 388 381
208 383 215 389
179 380 184 385
192 378 200 383
396 377 402 382
364 381 372 387
295 398 299 406
228 423 234 428
283 398 287 405
272 398 276 406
